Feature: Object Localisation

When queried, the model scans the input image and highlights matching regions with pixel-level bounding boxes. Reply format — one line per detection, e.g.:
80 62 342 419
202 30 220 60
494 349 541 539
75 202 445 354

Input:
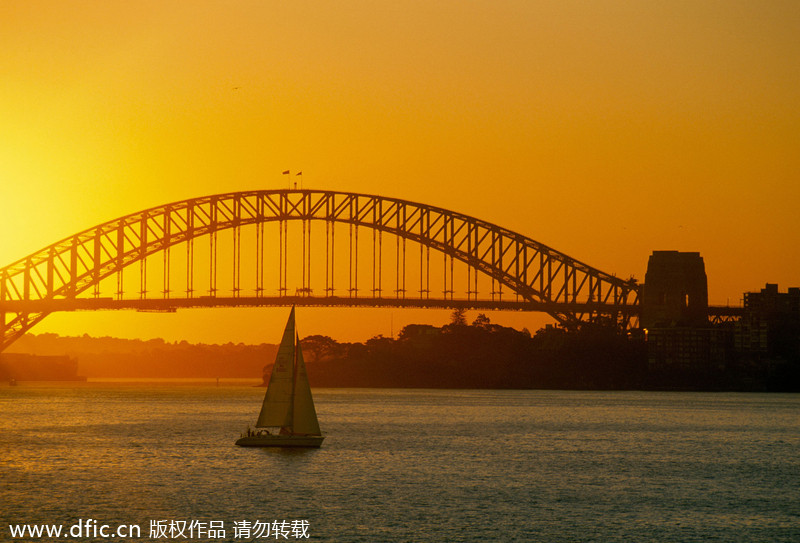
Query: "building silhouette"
734 284 800 388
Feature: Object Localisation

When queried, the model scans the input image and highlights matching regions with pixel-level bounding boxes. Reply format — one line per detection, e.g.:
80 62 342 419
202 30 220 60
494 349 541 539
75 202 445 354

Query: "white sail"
291 334 322 435
255 308 296 428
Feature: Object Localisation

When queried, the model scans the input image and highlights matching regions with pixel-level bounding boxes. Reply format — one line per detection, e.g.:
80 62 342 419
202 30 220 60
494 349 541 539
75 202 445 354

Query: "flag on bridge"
282 170 290 175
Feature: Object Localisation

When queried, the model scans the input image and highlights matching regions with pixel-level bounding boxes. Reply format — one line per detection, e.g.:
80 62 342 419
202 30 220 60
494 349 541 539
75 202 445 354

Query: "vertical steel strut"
0 189 645 354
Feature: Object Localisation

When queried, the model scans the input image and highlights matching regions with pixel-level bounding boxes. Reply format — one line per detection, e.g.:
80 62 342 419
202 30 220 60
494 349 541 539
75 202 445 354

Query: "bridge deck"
1 295 642 315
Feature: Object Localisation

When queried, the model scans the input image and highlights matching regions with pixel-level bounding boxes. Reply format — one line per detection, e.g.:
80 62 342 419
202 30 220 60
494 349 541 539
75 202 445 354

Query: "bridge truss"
0 189 642 351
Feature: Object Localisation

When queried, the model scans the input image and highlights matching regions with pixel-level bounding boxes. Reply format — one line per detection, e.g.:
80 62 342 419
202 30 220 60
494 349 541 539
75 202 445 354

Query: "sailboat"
236 307 324 448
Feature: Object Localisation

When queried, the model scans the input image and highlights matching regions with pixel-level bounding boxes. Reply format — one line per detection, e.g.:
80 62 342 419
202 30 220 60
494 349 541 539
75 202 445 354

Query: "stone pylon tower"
641 251 708 329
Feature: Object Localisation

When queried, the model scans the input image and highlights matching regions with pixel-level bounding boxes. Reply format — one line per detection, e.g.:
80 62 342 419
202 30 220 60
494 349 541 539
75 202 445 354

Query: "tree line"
295 310 648 389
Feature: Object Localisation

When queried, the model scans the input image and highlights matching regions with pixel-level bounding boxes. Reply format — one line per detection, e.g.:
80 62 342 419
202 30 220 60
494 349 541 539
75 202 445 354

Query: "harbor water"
1 384 799 542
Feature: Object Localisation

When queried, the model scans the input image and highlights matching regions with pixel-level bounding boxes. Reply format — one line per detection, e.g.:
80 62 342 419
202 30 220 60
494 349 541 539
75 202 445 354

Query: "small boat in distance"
236 307 324 448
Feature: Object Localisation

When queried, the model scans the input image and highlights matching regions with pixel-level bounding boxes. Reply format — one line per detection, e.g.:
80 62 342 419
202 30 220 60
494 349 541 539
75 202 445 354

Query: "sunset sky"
1 1 798 344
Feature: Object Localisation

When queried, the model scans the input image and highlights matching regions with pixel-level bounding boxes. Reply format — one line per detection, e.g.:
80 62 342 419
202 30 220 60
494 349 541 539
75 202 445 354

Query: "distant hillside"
11 311 789 390
298 317 648 390
7 333 276 379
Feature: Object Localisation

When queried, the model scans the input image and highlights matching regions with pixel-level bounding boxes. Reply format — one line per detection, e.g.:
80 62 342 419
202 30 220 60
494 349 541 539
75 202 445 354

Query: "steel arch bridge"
0 189 641 351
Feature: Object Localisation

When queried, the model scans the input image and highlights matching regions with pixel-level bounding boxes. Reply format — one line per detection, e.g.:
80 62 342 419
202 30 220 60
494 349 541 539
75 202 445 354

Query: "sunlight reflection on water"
1 385 799 542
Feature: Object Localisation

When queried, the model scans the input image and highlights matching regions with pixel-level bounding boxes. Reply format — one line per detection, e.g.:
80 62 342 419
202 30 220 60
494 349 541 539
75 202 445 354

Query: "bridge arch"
0 189 640 351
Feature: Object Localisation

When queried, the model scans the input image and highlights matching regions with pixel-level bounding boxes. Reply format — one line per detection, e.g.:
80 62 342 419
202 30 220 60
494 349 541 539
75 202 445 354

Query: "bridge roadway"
0 295 742 321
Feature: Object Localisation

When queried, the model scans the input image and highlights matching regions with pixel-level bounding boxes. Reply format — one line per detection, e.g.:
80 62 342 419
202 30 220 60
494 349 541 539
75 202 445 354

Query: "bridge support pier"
641 251 708 328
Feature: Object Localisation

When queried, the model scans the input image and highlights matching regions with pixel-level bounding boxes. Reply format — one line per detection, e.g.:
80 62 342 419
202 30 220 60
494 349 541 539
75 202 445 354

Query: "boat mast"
286 328 299 433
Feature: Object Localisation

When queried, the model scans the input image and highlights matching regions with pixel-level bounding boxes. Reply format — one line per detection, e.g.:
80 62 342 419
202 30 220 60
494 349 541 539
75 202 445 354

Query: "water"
1 383 798 542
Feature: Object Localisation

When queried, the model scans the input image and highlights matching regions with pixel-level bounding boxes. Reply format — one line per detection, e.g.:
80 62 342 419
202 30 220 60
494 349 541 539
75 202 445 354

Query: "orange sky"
1 1 798 344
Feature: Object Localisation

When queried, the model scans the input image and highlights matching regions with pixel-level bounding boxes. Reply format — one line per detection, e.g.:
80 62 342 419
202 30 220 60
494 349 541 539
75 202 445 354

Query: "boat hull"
235 435 324 448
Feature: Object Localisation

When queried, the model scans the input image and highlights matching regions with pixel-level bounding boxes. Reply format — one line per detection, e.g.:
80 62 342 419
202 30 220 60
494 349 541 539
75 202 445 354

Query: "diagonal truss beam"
1 189 641 351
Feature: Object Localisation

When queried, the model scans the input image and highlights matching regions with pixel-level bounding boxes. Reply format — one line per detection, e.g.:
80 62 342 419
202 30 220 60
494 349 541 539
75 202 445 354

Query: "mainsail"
255 307 321 435
290 336 321 435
